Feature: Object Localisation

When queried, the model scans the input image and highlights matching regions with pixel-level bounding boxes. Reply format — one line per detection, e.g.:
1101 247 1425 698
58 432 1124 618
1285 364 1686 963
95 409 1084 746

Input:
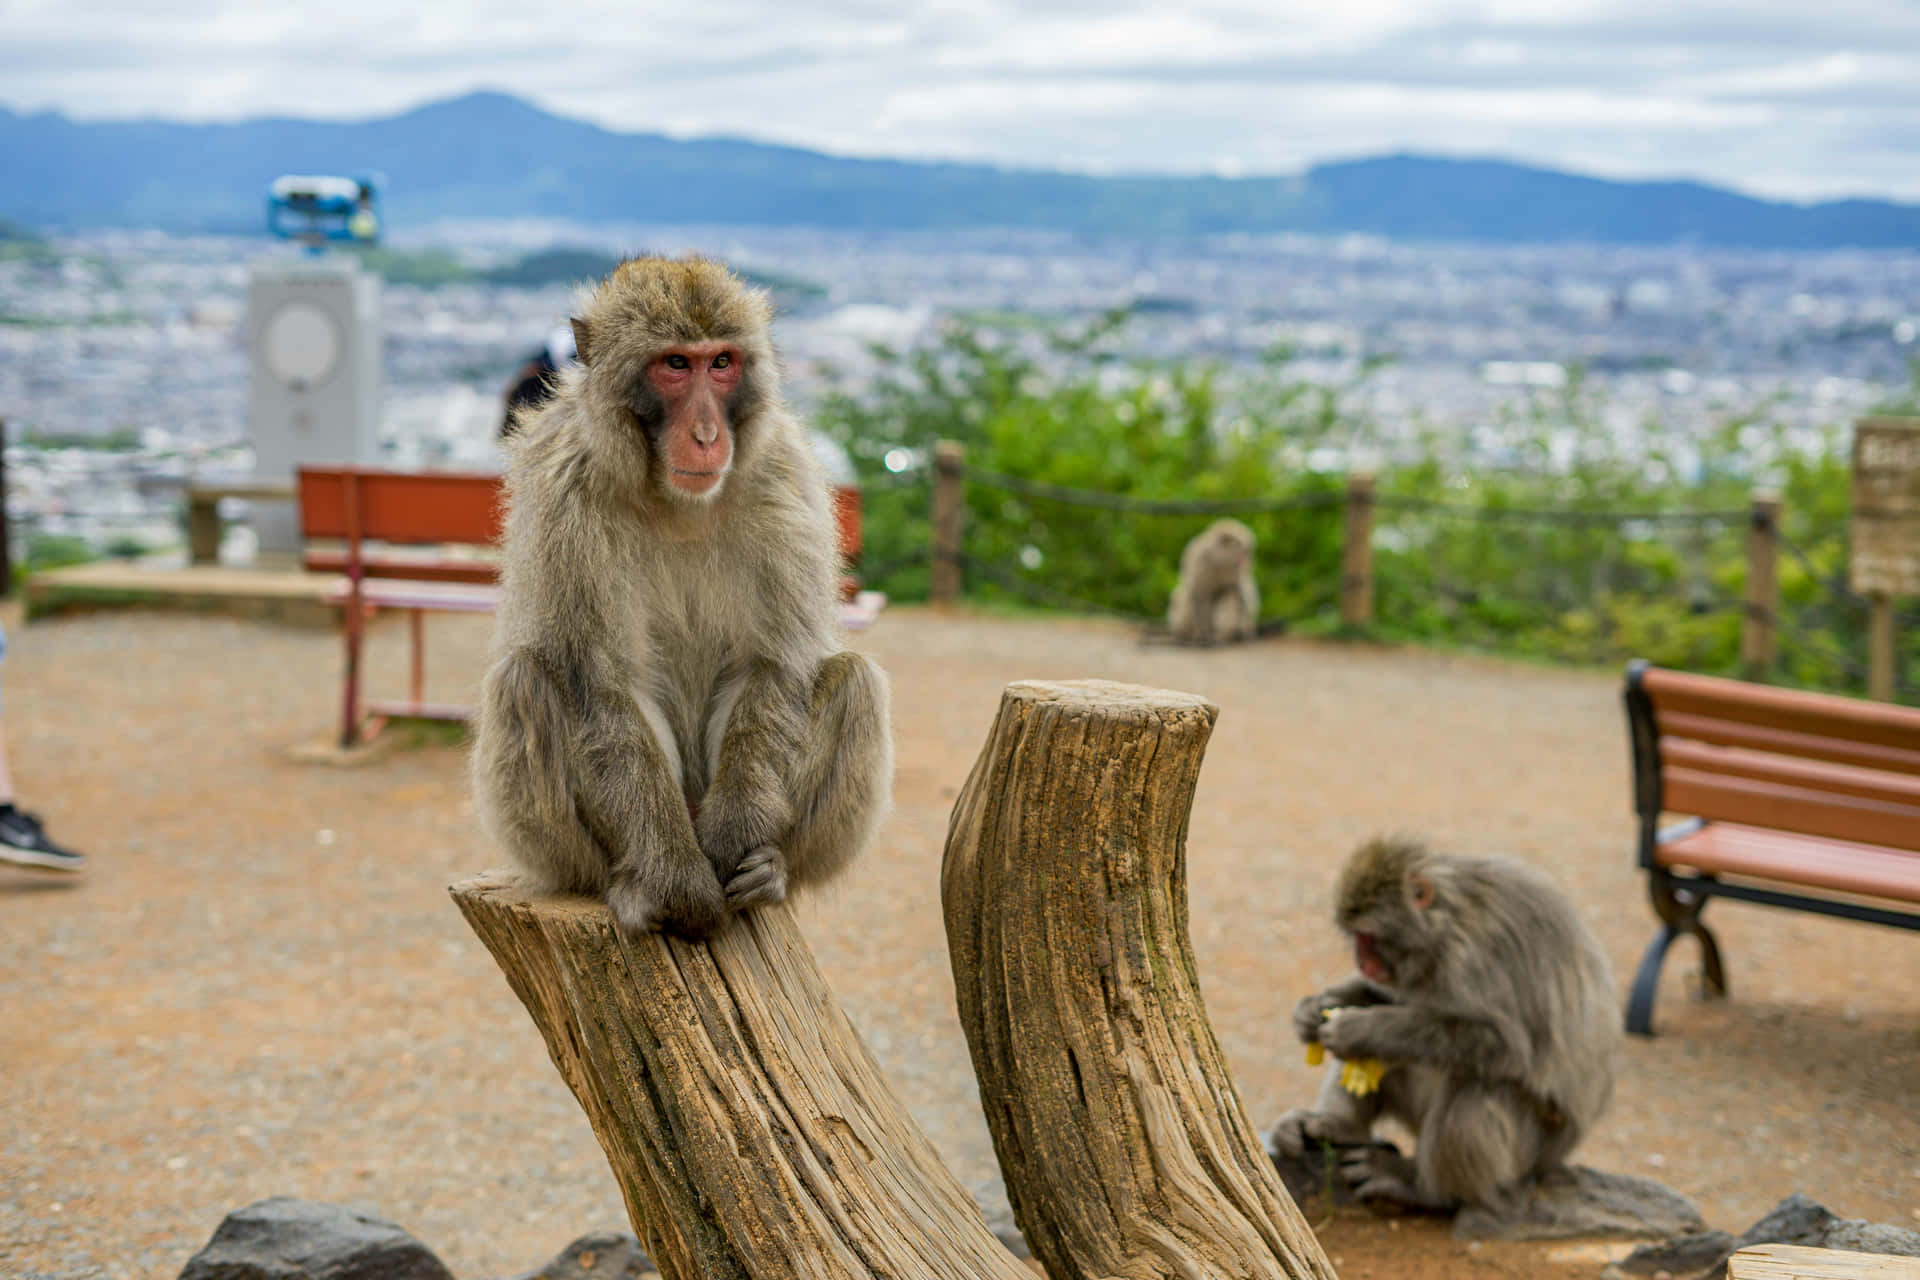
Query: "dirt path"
2 603 1916 1279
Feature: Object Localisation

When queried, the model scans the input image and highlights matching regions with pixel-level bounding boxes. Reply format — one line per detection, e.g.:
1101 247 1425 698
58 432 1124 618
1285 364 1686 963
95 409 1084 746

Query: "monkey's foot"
1338 1145 1450 1214
607 866 729 940
724 845 789 912
1266 1107 1369 1160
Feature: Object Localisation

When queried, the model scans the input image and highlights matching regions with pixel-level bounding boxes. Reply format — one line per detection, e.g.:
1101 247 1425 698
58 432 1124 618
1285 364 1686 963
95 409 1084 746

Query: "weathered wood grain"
451 873 1031 1280
942 678 1339 1280
1730 1243 1920 1279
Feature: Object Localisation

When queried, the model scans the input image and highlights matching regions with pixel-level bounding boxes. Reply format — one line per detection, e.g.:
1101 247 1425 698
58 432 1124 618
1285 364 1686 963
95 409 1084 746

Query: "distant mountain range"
4 90 1918 249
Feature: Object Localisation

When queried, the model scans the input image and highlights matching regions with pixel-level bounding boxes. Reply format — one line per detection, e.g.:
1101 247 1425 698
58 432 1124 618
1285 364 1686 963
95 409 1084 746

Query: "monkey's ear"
570 317 594 367
1407 873 1436 911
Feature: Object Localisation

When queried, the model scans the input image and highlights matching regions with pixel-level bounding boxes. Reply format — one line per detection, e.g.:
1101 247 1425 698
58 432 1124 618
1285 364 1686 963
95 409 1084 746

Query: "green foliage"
25 534 97 573
817 312 1909 699
481 247 622 288
351 245 473 287
19 427 141 450
0 217 57 266
814 310 1345 619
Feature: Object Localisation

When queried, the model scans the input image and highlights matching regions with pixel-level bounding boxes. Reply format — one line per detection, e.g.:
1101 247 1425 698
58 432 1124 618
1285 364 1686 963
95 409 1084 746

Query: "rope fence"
855 439 1912 702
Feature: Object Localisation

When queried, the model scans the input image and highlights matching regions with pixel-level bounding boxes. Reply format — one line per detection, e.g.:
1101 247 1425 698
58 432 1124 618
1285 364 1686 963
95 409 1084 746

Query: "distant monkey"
1267 836 1618 1214
471 257 892 939
1167 518 1258 644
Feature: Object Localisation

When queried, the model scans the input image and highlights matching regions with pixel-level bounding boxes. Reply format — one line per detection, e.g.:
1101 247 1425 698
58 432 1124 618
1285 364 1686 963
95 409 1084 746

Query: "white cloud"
3 0 1919 200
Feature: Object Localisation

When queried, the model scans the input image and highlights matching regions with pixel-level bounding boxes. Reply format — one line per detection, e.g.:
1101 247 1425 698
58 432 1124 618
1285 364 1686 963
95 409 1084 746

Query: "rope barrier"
944 549 1158 622
1374 495 1748 526
961 468 1346 516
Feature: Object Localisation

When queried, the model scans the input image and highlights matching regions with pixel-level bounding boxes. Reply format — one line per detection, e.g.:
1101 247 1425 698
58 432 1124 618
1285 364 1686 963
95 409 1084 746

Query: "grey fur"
1166 518 1258 643
471 257 893 938
1267 836 1619 1214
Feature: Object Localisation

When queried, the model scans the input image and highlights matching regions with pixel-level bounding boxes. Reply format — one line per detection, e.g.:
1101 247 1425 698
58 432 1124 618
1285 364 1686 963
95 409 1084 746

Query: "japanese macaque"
1167 518 1259 644
471 257 892 939
1267 836 1618 1214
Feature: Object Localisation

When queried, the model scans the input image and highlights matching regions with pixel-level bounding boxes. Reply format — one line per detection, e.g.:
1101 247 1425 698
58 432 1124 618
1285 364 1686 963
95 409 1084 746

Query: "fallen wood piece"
943 679 1338 1280
451 872 1031 1280
1730 1243 1920 1279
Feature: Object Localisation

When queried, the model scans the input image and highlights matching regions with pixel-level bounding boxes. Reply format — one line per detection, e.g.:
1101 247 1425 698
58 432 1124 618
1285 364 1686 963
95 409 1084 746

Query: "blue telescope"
266 174 383 246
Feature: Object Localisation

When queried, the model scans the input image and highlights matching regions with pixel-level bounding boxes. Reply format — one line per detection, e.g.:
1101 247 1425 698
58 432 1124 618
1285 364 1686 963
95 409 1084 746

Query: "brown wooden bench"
1623 660 1920 1034
298 465 505 748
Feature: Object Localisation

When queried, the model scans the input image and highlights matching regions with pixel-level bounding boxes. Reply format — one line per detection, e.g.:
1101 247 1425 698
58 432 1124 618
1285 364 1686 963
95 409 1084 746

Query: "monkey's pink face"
1353 930 1392 984
647 341 743 499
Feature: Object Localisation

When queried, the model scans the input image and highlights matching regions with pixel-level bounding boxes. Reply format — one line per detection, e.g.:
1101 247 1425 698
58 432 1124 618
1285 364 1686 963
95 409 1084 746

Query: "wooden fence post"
1741 490 1781 680
450 875 1032 1280
943 680 1339 1280
929 440 965 606
1869 594 1896 701
1341 471 1375 627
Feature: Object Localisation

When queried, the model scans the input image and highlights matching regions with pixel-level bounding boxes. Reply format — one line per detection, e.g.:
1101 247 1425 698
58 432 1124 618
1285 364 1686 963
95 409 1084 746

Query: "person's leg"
0 624 85 872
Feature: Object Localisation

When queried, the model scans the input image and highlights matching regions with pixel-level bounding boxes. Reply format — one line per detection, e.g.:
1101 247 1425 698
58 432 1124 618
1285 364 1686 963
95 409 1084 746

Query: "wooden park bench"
1622 660 1920 1034
298 462 883 750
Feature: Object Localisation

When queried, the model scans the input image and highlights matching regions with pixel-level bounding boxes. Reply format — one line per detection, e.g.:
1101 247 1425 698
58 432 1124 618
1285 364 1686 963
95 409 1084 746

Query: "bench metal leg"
340 593 365 749
1626 870 1728 1036
409 608 426 709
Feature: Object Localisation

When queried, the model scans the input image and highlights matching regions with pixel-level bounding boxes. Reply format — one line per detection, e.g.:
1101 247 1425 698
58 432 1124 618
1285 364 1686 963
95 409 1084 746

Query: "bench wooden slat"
1661 738 1920 808
1643 666 1920 756
1664 765 1920 853
298 466 505 545
1658 822 1920 905
303 549 500 584
1658 710 1920 776
322 580 501 612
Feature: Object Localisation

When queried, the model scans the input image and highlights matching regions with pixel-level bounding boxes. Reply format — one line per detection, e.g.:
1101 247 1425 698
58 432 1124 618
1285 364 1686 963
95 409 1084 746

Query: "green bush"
814 313 1910 699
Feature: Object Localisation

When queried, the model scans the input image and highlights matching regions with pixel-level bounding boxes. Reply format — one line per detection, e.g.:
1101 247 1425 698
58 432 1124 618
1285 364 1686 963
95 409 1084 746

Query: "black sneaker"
0 808 86 872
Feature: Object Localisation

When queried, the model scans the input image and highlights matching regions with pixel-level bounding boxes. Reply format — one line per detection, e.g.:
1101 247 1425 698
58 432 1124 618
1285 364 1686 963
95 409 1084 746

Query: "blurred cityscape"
3 221 1918 562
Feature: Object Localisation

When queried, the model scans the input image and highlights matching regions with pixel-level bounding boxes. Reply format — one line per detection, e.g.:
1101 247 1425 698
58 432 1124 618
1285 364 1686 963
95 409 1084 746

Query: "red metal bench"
298 463 879 749
298 465 504 748
1622 660 1920 1034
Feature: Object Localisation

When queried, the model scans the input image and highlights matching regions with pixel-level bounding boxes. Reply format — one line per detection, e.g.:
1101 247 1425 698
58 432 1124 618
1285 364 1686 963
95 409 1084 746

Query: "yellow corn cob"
1303 1006 1386 1095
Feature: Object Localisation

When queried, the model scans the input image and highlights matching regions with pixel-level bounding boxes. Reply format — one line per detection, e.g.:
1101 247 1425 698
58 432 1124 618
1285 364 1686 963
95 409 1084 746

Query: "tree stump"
943 680 1338 1280
451 873 1032 1280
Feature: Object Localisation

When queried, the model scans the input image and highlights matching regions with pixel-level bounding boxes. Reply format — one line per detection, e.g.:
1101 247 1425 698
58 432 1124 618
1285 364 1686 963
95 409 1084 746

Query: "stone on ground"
177 1197 452 1280
1607 1193 1920 1279
509 1231 655 1280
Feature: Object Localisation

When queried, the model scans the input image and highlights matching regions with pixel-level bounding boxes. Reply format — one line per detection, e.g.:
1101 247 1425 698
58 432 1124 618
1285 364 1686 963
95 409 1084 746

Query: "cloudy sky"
5 0 1920 202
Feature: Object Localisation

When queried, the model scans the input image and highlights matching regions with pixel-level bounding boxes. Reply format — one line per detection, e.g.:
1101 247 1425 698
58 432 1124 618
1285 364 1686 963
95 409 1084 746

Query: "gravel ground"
2 601 1917 1280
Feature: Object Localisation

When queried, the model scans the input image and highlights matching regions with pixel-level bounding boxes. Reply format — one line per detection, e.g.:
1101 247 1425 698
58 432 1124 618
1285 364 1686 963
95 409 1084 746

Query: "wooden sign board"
1850 416 1920 597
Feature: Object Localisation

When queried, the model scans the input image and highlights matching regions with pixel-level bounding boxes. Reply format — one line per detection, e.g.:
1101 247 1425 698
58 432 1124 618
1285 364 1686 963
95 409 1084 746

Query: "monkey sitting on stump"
1166 518 1259 644
1267 836 1619 1216
471 257 893 940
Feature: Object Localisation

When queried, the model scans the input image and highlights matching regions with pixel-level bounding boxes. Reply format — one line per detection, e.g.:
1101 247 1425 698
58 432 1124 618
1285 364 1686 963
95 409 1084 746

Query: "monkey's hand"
695 788 792 883
1338 1145 1450 1213
1292 992 1346 1044
723 844 790 913
606 856 729 940
1316 1005 1396 1063
1266 1106 1372 1160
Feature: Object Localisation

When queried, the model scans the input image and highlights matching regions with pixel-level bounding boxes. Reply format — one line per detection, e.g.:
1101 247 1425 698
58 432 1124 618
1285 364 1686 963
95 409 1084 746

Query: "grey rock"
510 1231 655 1280
177 1197 453 1280
1731 1193 1837 1251
1610 1230 1738 1277
1613 1193 1920 1280
1454 1165 1707 1243
1822 1221 1920 1258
